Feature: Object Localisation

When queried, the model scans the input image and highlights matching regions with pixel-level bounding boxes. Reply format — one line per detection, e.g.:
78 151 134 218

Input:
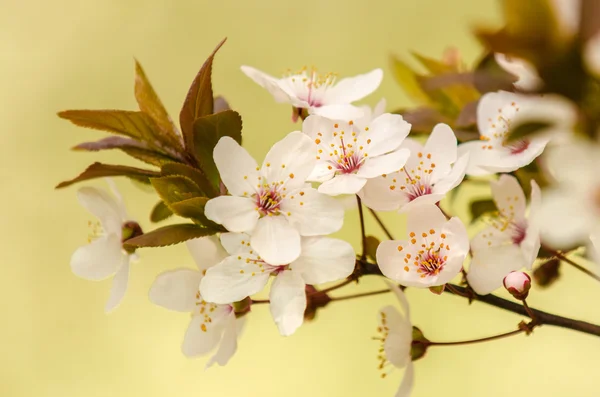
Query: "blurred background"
3 0 600 396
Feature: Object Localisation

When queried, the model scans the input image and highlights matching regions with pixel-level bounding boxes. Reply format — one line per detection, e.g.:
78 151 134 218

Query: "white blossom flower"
467 175 541 295
458 91 576 176
205 132 344 265
241 65 383 120
359 123 469 212
539 142 600 250
376 205 469 288
375 282 414 397
302 113 411 196
149 236 244 368
70 181 139 313
494 53 542 91
199 232 355 336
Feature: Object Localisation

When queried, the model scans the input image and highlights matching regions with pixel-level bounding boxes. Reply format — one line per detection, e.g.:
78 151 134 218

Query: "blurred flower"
70 180 140 313
467 175 541 295
458 91 576 176
376 205 469 288
359 123 468 212
205 133 344 265
200 233 355 336
375 282 414 397
241 65 383 120
539 142 600 250
303 113 411 195
149 236 244 368
494 53 542 91
503 271 532 300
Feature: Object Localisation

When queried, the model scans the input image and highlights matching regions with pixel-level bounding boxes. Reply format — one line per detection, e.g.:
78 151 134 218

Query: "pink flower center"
330 137 366 174
417 249 446 276
509 221 527 245
405 182 433 202
254 187 282 216
505 139 530 155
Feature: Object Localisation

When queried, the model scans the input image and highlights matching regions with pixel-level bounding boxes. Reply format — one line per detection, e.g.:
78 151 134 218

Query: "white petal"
205 312 239 368
544 142 600 187
481 137 549 174
302 115 337 140
424 123 457 177
397 194 446 214
457 141 505 176
240 65 291 103
269 270 306 336
430 153 469 195
311 104 364 120
376 239 412 282
186 235 228 273
199 254 271 304
467 245 526 295
521 180 542 268
395 362 415 397
494 53 542 90
385 281 410 319
70 234 123 281
323 68 383 104
372 98 387 118
406 204 447 237
262 132 316 190
105 178 129 220
356 149 410 179
204 196 259 233
358 176 406 211
477 91 521 132
364 113 412 157
213 136 259 197
291 237 355 284
251 216 301 265
77 187 123 235
318 174 367 195
182 313 227 357
105 257 130 313
380 306 411 369
283 187 344 235
491 174 526 221
149 269 202 312
219 232 253 255
307 162 336 183
470 225 512 253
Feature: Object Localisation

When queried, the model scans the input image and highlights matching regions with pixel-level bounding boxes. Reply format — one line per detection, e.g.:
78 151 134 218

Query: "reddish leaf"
161 162 218 198
56 162 160 188
58 110 157 142
124 223 217 248
180 38 227 148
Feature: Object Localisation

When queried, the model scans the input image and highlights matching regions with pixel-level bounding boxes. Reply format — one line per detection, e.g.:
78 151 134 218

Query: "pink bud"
503 271 532 300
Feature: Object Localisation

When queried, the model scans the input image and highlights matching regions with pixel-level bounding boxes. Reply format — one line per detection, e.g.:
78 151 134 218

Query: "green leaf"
161 162 218 198
192 110 243 189
58 110 159 143
150 200 173 222
134 60 183 151
506 121 551 142
469 199 497 223
124 223 217 248
412 52 457 74
170 197 225 230
390 56 431 105
364 235 381 262
73 136 176 167
56 162 160 188
150 175 203 206
180 38 227 148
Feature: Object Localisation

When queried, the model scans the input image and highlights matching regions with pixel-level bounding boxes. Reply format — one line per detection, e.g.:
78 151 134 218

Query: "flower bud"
503 271 531 300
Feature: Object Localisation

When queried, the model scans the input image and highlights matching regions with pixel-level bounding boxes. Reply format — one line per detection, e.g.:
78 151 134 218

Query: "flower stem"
428 329 525 347
550 249 600 283
318 278 355 294
368 208 395 240
356 195 367 260
329 288 390 302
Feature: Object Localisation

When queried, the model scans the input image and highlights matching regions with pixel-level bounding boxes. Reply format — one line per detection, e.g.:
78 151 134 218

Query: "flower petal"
291 237 355 284
395 362 415 397
521 180 542 268
149 269 202 312
406 204 447 238
70 234 123 281
250 216 301 265
398 194 446 213
494 53 542 90
181 313 227 357
385 281 410 319
240 65 291 103
307 162 336 183
186 235 228 273
431 153 469 195
323 68 383 104
358 175 407 211
380 305 411 369
269 270 306 336
283 187 344 235
77 187 123 235
477 91 521 133
457 141 505 176
205 312 239 369
376 239 412 282
311 104 364 120
356 149 410 179
481 137 549 174
262 132 315 190
199 254 271 304
424 123 457 178
318 174 367 196
205 196 259 233
467 244 526 295
105 257 130 313
491 174 526 222
364 113 412 157
213 136 259 197
470 225 512 253
219 232 253 256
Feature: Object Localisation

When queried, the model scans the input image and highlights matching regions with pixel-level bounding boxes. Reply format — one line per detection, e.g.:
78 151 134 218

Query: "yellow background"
3 0 600 396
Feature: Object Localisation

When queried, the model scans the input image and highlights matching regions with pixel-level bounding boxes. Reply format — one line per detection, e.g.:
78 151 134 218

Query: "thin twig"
428 329 525 347
318 278 354 294
551 249 600 283
368 208 394 240
356 195 367 260
329 288 390 302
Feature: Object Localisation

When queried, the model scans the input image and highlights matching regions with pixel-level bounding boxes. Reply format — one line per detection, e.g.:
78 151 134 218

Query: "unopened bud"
503 271 531 300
